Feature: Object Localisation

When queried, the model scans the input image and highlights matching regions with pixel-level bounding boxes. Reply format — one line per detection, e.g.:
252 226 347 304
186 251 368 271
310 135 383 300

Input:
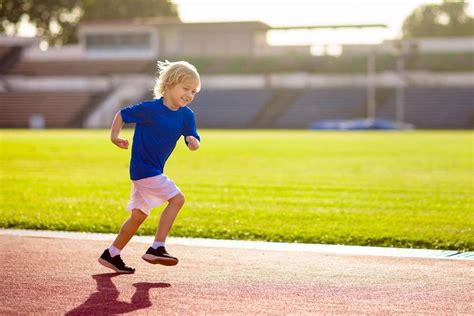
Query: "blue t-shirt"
120 98 200 180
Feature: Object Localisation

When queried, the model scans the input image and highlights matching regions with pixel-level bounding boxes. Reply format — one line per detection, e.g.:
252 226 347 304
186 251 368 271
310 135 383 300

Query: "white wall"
416 37 474 53
344 37 474 55
4 72 474 93
4 76 111 91
22 44 84 61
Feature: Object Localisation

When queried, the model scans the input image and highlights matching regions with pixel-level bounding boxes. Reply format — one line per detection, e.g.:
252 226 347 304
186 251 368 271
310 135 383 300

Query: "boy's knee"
131 208 148 223
170 192 185 207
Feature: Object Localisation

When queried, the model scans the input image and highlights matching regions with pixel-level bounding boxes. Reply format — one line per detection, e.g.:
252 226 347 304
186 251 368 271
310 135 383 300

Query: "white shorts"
126 174 181 215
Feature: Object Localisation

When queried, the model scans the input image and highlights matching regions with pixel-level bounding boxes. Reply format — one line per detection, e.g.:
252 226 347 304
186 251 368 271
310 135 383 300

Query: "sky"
174 0 474 48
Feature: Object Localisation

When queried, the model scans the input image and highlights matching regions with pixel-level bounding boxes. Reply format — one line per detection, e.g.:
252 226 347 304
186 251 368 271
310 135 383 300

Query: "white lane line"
0 228 472 260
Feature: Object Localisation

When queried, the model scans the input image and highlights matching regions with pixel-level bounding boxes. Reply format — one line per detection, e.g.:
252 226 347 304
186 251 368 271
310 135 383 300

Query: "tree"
0 0 178 47
402 0 474 38
81 0 178 21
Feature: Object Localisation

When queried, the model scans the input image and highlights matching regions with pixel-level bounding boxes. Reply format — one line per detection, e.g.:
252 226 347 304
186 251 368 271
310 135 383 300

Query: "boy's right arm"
110 111 129 149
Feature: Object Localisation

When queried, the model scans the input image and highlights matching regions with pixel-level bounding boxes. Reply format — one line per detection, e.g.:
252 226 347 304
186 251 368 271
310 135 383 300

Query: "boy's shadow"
66 273 170 315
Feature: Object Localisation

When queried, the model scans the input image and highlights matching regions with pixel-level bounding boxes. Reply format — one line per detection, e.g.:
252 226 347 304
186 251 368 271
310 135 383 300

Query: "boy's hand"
186 136 200 151
111 137 129 149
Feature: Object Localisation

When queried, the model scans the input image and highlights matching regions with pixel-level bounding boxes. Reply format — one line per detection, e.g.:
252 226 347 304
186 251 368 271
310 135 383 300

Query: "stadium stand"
189 89 273 128
250 89 304 128
273 88 367 128
0 46 13 60
7 59 154 76
1 30 472 130
0 91 105 128
378 87 474 129
0 46 22 73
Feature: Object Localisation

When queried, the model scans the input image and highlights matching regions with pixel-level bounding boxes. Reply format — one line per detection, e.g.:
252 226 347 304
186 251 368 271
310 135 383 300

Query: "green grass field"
1 129 472 250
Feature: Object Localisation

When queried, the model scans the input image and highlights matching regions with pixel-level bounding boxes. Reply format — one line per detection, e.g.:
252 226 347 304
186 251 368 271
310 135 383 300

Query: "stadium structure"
0 18 473 129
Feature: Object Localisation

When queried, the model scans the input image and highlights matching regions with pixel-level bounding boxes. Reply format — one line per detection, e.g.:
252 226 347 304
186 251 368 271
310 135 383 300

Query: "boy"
99 61 201 273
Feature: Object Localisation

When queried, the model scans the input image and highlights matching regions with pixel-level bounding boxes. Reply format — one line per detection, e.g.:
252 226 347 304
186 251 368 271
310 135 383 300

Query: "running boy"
99 61 201 273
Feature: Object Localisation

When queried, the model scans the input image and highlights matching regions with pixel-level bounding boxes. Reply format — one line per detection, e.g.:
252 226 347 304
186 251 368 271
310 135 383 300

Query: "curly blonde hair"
153 60 200 99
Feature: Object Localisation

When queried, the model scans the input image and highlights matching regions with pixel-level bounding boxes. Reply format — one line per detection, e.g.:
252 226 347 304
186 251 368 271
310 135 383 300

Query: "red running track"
1 235 472 314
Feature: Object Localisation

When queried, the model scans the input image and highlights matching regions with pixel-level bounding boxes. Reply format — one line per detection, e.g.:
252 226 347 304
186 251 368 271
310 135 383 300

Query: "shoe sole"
98 258 134 274
142 254 179 266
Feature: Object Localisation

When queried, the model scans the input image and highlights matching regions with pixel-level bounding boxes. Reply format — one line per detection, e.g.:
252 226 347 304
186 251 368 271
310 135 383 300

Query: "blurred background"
0 0 473 130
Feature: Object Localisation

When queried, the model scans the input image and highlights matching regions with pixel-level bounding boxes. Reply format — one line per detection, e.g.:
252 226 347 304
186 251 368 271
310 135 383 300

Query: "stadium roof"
79 17 269 29
0 34 39 47
79 16 180 26
272 23 387 30
79 19 386 31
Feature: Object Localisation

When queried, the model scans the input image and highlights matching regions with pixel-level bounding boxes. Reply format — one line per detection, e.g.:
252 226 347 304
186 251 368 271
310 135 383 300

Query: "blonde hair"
153 60 200 99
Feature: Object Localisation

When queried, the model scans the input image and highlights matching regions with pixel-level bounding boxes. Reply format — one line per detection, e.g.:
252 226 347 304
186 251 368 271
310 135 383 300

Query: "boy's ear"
163 83 173 94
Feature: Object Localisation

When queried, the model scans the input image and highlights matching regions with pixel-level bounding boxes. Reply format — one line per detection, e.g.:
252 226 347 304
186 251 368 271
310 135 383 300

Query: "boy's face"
164 79 200 110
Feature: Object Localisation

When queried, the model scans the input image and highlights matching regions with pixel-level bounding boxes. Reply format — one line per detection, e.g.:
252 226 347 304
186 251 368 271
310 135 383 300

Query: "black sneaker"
98 249 135 274
142 246 179 266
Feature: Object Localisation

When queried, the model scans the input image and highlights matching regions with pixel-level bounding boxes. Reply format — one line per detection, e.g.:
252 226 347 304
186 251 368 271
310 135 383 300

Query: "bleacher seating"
189 89 273 128
0 46 23 73
273 88 367 128
7 59 154 76
0 47 12 60
377 87 474 129
0 91 102 128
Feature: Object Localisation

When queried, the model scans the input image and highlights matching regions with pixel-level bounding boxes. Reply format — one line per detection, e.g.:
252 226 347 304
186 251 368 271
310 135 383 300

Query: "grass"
0 129 472 250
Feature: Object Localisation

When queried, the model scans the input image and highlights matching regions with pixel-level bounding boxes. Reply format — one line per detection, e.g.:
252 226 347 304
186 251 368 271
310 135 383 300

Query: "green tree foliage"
402 0 474 38
0 0 81 46
81 0 178 20
0 0 178 46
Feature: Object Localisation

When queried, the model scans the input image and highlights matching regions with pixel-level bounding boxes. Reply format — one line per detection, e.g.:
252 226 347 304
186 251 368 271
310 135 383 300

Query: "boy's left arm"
183 109 200 151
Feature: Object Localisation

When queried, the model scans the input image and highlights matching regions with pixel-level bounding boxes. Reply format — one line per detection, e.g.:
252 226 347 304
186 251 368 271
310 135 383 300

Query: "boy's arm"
183 110 200 151
110 111 129 149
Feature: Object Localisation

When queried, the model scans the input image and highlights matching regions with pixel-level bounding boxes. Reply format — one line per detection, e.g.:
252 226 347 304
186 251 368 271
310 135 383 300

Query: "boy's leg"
155 192 185 242
113 208 148 249
98 209 147 273
142 193 185 266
